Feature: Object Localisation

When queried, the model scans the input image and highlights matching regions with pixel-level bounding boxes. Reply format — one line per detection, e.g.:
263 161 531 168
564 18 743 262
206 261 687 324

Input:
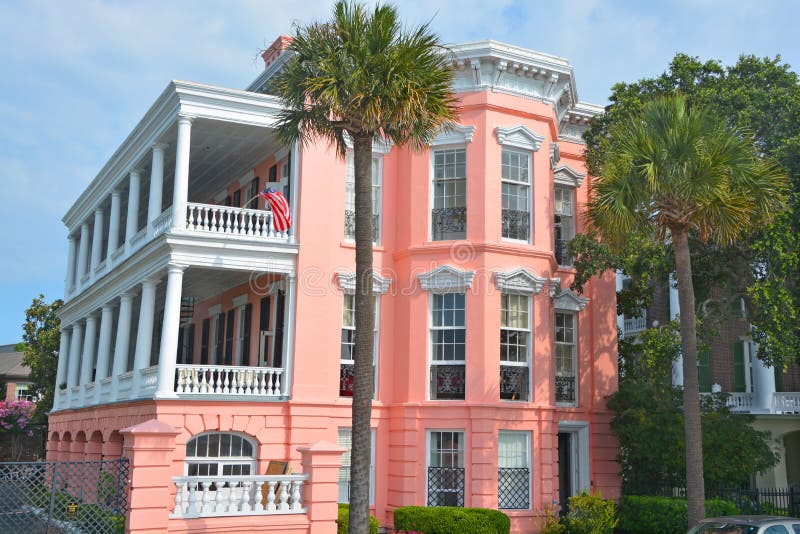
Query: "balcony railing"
555 239 572 266
501 209 529 241
427 467 465 507
555 375 576 404
500 365 528 401
431 207 466 241
175 364 284 396
186 202 288 239
343 210 380 242
774 392 800 414
622 312 648 337
171 474 308 518
726 392 754 411
430 364 465 400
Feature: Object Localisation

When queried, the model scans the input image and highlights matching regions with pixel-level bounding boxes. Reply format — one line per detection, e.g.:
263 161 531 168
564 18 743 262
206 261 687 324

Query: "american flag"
259 187 292 232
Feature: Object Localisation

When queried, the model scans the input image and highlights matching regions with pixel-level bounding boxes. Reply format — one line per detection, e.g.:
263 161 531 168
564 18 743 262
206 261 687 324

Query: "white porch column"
107 190 122 256
281 272 297 396
90 208 104 272
77 222 90 280
148 143 167 231
112 293 135 378
125 169 141 246
54 327 71 409
752 350 777 413
669 272 684 387
156 264 185 398
95 304 114 382
171 116 193 230
288 140 299 244
67 321 83 388
80 313 98 386
65 235 77 293
133 278 159 394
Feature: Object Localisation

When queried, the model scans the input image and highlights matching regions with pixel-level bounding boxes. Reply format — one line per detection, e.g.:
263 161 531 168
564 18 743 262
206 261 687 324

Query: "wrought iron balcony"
498 468 530 509
555 375 576 404
501 209 529 241
343 210 380 242
500 365 529 401
431 207 467 241
427 467 465 507
430 364 466 400
555 238 573 266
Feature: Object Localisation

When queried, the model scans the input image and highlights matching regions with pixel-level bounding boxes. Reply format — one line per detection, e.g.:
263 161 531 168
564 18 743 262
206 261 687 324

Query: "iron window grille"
498 468 530 509
428 431 465 507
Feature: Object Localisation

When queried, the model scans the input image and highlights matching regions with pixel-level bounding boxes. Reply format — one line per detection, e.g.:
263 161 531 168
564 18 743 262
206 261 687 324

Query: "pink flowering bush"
0 399 37 460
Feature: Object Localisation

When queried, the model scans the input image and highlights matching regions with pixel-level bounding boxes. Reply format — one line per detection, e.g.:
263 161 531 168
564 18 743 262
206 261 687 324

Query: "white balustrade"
774 392 800 414
171 474 308 518
725 392 754 411
152 207 173 237
623 313 647 336
175 365 284 397
185 202 288 239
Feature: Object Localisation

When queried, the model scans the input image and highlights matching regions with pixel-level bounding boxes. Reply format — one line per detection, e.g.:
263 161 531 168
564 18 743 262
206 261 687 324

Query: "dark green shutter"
200 319 210 364
698 346 711 393
775 365 784 392
242 303 252 366
732 342 746 392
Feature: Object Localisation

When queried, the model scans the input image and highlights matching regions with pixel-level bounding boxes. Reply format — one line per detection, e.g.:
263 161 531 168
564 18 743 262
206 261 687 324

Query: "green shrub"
617 496 738 534
563 492 617 534
393 506 510 534
539 506 567 534
337 503 379 534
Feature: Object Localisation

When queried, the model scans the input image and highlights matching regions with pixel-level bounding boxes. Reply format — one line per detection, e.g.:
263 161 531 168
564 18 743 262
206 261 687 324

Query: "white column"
148 143 167 231
65 235 77 293
133 278 159 394
156 264 185 398
752 350 777 413
77 222 90 280
125 169 141 246
669 272 684 387
281 273 297 396
112 293 135 377
95 304 114 382
90 208 105 271
171 116 193 230
54 327 72 409
67 321 83 388
288 140 300 243
107 190 122 256
80 313 98 386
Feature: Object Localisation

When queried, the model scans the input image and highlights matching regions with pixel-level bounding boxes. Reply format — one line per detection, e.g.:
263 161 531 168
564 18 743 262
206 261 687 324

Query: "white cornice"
431 123 475 146
553 289 590 312
336 271 392 295
553 165 586 188
493 268 546 295
495 125 544 152
418 265 475 293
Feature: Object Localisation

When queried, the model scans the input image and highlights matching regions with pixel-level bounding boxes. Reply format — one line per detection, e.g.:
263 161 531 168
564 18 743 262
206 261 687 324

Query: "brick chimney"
261 35 294 70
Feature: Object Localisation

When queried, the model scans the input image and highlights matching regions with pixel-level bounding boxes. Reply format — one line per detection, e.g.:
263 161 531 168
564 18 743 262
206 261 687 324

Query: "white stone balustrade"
171 474 308 518
725 392 754 411
152 207 174 237
622 313 647 336
774 392 800 414
186 202 287 239
175 365 284 396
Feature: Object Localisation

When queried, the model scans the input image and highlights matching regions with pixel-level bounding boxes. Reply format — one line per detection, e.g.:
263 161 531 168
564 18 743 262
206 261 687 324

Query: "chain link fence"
0 458 129 533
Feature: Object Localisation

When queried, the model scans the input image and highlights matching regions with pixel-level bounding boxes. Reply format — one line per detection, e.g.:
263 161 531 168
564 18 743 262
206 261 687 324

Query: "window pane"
498 432 529 468
207 434 220 457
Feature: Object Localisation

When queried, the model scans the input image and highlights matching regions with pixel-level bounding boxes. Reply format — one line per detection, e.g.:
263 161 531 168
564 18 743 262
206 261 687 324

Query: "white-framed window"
501 148 531 241
431 148 467 241
555 312 577 405
427 430 465 507
554 186 575 266
340 294 379 398
430 293 466 400
500 294 530 401
235 306 246 366
185 432 256 477
337 427 375 505
498 431 531 509
15 383 33 402
345 153 382 243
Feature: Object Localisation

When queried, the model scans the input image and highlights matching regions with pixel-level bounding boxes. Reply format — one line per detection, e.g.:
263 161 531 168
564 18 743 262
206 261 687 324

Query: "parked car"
688 516 800 534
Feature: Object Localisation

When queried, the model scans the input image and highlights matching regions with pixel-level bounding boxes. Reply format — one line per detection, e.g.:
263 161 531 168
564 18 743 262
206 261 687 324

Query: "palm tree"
272 3 458 532
588 95 786 528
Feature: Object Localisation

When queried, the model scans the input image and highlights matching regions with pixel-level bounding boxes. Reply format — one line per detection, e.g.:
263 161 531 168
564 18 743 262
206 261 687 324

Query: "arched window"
185 433 256 477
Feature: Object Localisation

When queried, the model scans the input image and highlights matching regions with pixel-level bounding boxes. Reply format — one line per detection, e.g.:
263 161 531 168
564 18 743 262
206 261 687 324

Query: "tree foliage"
21 295 62 423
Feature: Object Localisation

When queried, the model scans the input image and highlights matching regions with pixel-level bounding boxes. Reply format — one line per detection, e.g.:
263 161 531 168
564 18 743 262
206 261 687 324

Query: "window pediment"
336 271 392 294
431 123 476 146
418 265 475 293
493 268 546 295
343 132 394 154
553 165 585 188
495 125 544 152
553 288 589 312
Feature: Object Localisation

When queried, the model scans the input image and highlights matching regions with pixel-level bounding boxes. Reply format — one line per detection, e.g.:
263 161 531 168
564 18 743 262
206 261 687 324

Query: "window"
431 148 467 240
498 431 530 509
555 312 577 405
235 303 252 367
554 186 575 266
185 433 256 477
500 294 530 401
427 431 465 507
501 149 531 241
430 293 466 400
337 427 375 504
340 294 379 397
15 384 33 402
344 154 382 243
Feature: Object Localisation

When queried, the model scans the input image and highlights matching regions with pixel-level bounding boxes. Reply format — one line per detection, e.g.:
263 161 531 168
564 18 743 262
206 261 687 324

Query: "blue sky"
0 0 798 342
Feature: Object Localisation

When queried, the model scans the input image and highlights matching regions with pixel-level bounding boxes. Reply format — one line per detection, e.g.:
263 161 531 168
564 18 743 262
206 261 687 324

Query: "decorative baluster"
254 369 263 395
240 481 251 512
196 368 205 394
273 372 281 396
215 480 226 513
246 211 254 237
278 479 289 511
227 481 239 513
214 368 223 394
186 481 198 516
266 481 277 512
231 369 240 395
173 481 185 516
222 368 230 394
246 370 254 395
253 481 265 512
201 481 211 513
291 480 303 510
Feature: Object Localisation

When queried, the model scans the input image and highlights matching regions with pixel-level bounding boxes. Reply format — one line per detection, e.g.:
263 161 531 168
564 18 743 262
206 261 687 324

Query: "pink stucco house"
48 36 620 533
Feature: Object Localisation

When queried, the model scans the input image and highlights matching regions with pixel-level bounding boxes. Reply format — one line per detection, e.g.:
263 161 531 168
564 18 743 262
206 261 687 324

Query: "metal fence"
641 485 800 517
0 458 129 533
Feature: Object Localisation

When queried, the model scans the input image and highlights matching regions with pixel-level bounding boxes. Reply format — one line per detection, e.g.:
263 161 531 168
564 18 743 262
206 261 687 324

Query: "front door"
557 432 572 514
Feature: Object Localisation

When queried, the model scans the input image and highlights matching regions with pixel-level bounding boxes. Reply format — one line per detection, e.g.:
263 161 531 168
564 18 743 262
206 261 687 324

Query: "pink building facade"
49 38 619 533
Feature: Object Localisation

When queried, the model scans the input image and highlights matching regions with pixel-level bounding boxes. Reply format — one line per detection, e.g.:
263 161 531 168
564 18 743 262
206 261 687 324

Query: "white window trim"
183 432 257 477
557 421 591 497
494 268 546 295
553 165 585 188
555 310 578 407
495 125 544 152
418 265 474 294
337 427 376 505
553 289 589 312
431 124 475 146
498 430 531 510
235 305 246 366
428 292 467 401
500 147 533 244
426 429 466 507
344 152 384 245
336 271 392 295
339 294 380 398
500 293 532 402
429 145 469 242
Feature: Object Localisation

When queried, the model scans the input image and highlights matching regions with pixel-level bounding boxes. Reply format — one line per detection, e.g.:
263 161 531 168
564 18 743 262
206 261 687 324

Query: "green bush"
393 506 510 534
337 503 379 534
617 496 738 534
563 492 617 534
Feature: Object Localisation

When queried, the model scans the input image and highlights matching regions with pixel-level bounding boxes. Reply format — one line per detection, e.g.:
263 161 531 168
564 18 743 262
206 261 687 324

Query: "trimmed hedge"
617 496 738 534
393 506 510 534
337 504 379 534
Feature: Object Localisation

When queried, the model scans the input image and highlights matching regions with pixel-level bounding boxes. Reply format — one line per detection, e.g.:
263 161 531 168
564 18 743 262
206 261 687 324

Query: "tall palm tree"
588 95 786 528
272 3 458 532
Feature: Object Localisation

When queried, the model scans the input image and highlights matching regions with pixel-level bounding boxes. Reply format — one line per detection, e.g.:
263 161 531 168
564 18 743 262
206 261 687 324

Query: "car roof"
701 516 800 525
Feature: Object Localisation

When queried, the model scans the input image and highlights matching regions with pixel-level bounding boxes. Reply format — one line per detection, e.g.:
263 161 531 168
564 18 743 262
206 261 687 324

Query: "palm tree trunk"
349 133 375 534
672 229 706 527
